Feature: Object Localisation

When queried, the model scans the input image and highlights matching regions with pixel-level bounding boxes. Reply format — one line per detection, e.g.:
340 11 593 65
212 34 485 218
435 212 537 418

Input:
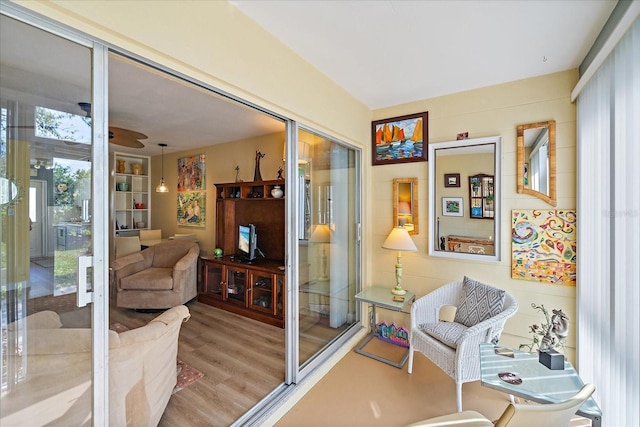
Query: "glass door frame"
1 3 111 422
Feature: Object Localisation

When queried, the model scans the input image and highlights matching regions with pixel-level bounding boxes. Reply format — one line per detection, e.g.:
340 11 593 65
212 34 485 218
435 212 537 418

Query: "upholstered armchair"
112 239 199 309
408 277 518 412
1 305 190 426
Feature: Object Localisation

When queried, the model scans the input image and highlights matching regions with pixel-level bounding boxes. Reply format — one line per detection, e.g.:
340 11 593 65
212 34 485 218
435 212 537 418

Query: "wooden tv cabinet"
199 255 285 328
197 180 286 327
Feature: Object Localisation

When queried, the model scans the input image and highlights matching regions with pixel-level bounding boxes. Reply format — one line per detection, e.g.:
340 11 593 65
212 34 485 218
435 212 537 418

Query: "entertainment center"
198 180 286 327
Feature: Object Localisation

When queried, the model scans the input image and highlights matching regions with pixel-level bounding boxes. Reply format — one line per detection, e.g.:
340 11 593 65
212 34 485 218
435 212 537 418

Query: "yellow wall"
371 69 578 362
150 132 284 255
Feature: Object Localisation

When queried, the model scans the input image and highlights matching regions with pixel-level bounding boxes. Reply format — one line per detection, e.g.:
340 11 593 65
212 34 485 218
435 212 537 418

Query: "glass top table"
479 343 602 426
354 286 415 368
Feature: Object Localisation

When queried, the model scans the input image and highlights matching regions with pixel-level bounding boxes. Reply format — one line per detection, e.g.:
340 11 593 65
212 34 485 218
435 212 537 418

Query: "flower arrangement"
519 303 569 353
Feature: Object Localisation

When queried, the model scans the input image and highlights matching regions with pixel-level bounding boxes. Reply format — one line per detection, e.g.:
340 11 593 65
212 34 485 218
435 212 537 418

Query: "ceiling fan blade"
108 126 147 148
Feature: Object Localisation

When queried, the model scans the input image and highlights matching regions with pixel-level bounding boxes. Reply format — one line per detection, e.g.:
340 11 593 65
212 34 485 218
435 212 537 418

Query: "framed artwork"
177 191 206 228
444 173 460 188
442 197 463 217
177 154 205 192
372 111 428 165
511 209 576 286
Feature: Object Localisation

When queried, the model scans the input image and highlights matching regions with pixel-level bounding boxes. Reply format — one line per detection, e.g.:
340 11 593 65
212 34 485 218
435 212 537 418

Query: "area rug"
109 322 204 393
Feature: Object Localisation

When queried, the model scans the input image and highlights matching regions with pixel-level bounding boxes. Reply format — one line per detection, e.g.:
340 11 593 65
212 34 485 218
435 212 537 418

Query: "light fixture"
309 223 333 281
382 226 418 295
156 143 169 193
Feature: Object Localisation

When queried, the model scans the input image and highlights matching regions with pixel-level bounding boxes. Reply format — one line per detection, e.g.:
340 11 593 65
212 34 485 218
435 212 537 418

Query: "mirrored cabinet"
469 174 494 219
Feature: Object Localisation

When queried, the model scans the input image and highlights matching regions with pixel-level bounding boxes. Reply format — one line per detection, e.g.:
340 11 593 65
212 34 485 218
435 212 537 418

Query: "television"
238 224 258 262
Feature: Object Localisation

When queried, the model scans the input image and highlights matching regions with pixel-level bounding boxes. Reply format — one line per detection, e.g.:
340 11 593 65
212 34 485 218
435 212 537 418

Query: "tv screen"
238 224 257 261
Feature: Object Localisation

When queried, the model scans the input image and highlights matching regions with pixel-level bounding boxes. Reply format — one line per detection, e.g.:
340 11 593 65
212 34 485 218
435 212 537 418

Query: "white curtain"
576 18 639 426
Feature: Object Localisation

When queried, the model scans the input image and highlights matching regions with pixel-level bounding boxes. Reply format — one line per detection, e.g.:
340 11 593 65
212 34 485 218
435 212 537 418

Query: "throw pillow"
453 276 506 327
420 321 468 349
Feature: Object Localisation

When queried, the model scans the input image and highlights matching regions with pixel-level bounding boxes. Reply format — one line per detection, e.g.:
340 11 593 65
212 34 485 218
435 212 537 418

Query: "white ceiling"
230 0 617 109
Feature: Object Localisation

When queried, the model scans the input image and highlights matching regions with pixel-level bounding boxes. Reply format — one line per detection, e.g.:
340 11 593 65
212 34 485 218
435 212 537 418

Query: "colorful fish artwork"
511 210 576 286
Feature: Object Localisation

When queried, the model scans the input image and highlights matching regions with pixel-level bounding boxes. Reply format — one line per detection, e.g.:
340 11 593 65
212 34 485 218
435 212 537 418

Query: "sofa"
112 239 199 309
1 305 190 426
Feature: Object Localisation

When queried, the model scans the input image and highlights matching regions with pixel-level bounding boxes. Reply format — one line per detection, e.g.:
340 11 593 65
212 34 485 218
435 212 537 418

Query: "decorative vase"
271 185 283 198
117 159 126 174
131 163 143 175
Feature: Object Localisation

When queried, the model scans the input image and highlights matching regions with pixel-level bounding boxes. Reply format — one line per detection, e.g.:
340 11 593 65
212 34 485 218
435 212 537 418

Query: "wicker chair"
408 280 518 412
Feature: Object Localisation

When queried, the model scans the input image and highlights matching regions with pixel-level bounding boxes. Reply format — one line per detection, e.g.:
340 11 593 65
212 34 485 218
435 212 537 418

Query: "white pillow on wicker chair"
420 321 469 349
453 276 506 327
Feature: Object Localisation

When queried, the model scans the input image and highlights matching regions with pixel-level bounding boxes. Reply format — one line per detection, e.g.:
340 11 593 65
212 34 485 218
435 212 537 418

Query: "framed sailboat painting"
372 111 428 165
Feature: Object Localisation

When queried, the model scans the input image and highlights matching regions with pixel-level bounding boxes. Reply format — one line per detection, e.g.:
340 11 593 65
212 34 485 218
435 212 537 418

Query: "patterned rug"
110 322 203 393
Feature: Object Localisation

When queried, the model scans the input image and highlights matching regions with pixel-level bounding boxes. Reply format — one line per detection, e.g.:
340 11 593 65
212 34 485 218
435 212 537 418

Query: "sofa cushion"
453 276 506 327
120 267 174 290
420 321 469 349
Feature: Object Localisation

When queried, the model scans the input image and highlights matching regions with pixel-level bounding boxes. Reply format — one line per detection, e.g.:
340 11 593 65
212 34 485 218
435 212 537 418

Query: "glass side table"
479 342 602 426
354 286 415 368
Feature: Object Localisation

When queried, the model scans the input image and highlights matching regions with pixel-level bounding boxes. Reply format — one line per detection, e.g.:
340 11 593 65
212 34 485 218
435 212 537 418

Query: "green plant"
519 303 568 353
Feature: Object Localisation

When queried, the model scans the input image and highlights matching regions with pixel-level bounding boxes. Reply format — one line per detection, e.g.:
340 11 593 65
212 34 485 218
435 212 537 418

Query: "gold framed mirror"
517 120 556 206
393 177 418 235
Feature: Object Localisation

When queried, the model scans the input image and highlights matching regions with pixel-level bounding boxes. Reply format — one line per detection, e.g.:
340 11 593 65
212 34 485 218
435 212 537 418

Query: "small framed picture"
442 197 463 217
456 132 469 140
444 173 460 188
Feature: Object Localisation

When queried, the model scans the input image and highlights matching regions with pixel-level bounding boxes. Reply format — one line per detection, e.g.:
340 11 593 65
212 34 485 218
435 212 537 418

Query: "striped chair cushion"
420 321 469 349
453 276 506 327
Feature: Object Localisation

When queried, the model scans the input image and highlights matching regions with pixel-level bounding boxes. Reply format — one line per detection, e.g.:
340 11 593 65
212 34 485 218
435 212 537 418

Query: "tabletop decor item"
254 150 265 181
520 303 569 353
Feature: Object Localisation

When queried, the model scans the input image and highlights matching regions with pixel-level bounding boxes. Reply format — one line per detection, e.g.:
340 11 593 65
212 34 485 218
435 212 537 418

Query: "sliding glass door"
1 12 109 425
296 128 360 369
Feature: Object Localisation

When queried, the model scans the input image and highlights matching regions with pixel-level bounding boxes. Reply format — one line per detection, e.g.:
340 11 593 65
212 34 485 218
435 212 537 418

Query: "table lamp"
382 226 417 295
310 224 333 281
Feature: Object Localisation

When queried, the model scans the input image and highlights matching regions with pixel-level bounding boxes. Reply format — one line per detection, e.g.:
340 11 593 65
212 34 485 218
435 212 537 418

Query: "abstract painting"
511 209 576 286
177 154 205 192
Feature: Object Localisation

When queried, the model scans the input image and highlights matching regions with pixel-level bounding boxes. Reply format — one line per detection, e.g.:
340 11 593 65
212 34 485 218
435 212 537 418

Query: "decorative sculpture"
277 165 284 180
254 151 265 182
540 309 569 351
520 303 569 353
235 165 242 183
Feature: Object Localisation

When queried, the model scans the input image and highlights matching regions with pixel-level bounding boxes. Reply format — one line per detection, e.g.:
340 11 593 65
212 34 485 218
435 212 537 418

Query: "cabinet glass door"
203 261 224 298
249 272 274 314
225 266 246 305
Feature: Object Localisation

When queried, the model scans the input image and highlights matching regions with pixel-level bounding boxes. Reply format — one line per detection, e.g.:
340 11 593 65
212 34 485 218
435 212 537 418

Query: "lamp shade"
382 226 417 252
309 224 332 243
397 201 411 214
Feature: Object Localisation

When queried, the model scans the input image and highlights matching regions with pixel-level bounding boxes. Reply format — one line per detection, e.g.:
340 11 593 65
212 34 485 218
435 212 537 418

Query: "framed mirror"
517 120 556 206
393 177 418 234
428 136 501 262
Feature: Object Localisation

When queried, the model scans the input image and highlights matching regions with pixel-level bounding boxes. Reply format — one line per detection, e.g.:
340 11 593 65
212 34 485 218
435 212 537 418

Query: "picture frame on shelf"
372 111 428 165
444 173 460 188
442 197 463 217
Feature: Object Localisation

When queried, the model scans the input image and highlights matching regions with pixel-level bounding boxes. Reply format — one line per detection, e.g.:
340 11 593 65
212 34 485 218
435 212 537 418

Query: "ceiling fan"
78 102 147 148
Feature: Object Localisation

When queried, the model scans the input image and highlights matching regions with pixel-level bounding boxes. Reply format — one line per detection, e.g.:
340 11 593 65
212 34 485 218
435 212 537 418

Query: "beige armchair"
112 239 199 309
1 305 190 427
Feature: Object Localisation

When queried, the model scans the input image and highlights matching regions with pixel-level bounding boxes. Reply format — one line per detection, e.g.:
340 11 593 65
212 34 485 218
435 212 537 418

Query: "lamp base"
391 287 407 296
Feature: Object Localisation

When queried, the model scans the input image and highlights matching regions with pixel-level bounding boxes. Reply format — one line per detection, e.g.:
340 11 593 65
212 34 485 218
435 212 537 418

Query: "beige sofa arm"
171 245 199 292
111 251 152 281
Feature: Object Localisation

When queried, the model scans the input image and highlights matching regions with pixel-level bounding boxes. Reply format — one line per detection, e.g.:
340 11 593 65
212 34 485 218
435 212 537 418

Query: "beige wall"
150 132 284 255
371 69 578 362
